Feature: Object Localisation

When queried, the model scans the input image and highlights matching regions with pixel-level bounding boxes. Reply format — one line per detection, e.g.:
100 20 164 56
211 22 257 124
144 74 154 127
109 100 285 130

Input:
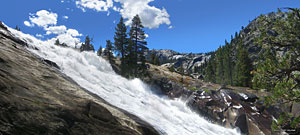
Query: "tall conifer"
97 45 103 56
234 41 252 87
215 46 225 84
128 15 148 77
104 40 115 64
114 17 128 74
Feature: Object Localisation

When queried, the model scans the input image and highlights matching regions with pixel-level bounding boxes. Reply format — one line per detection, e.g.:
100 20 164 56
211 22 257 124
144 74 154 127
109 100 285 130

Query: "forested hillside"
203 8 300 131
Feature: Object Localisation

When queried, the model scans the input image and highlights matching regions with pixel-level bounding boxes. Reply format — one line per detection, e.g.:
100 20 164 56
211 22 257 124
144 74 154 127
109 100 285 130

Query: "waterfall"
8 27 240 135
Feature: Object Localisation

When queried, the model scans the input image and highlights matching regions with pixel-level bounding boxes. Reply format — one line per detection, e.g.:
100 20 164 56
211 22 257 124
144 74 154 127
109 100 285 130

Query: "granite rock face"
145 49 210 77
0 22 158 135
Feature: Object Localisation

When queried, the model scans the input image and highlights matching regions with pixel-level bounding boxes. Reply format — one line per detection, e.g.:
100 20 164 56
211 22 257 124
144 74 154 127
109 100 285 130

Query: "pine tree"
55 39 60 46
97 45 103 56
233 32 239 44
54 39 68 47
215 46 225 85
15 25 20 31
223 40 234 85
253 8 300 130
150 53 160 65
178 63 185 83
128 15 148 77
114 17 128 74
124 41 135 77
114 17 128 58
234 40 252 87
104 40 115 64
150 53 156 64
139 46 148 76
252 49 277 89
80 36 95 52
154 55 160 65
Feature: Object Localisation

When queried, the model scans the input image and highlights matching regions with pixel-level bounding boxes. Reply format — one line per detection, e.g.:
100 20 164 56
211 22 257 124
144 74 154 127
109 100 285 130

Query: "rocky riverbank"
144 64 297 135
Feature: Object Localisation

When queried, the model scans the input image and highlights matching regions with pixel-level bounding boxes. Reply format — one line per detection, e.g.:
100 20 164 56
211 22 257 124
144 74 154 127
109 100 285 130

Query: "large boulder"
187 89 280 135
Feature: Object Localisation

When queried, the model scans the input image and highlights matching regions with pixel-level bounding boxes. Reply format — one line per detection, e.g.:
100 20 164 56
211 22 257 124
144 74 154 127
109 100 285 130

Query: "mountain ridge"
144 11 291 77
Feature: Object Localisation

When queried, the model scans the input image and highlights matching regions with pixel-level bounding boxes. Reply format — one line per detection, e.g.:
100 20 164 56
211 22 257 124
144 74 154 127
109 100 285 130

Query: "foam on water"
7 27 240 135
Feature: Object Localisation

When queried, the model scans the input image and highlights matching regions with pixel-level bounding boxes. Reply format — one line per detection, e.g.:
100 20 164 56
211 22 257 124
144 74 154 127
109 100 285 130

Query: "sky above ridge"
0 0 299 53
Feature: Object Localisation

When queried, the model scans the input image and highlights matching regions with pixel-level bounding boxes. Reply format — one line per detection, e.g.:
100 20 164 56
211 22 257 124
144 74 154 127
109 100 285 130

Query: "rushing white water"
7 26 240 135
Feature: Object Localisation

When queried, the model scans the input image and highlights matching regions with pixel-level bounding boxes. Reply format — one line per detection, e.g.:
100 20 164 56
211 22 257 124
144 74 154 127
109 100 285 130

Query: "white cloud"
75 0 171 29
63 16 69 19
168 26 173 29
45 25 67 35
145 33 149 38
24 21 34 27
76 0 113 12
24 9 83 48
36 34 44 38
67 29 82 36
112 6 120 12
115 0 171 29
28 10 58 28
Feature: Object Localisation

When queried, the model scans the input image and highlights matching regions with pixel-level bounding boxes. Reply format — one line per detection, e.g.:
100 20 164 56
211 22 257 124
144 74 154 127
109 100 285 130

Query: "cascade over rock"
0 22 240 135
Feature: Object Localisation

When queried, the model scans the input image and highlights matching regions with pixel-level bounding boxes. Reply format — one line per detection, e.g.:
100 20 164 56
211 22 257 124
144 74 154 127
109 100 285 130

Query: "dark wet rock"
144 72 194 99
238 92 259 103
186 89 280 135
43 59 60 69
235 114 248 134
151 77 190 98
0 21 8 31
0 57 6 63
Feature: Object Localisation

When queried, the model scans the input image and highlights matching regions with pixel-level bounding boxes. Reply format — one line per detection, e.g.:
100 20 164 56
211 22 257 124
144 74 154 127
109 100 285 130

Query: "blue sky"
1 0 299 53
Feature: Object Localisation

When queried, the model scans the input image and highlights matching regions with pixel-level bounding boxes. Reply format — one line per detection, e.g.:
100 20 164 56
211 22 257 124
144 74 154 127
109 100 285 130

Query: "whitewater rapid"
7 27 240 135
